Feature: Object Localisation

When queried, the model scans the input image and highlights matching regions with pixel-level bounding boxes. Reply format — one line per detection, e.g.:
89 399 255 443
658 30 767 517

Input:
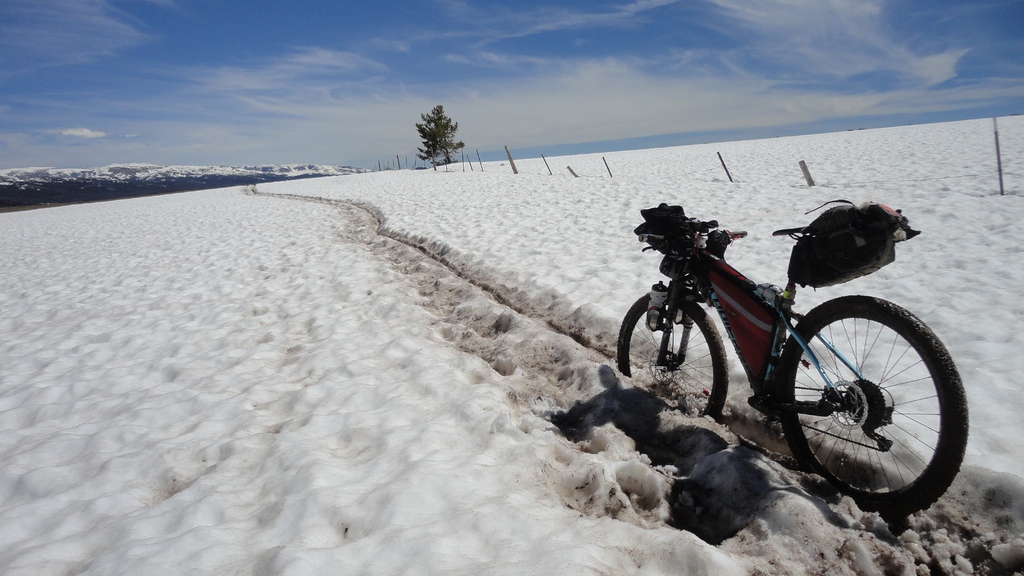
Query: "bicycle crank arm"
748 395 835 417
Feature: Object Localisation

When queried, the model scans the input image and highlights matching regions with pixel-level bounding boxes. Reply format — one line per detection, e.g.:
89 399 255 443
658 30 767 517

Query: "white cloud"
703 0 968 87
0 0 149 69
429 0 682 47
59 128 108 139
281 47 382 72
195 47 387 93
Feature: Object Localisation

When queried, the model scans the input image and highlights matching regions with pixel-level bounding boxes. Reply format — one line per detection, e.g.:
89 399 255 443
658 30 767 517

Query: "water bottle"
647 282 668 330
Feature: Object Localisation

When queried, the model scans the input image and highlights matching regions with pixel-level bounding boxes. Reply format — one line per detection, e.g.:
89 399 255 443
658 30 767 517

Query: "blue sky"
1 0 1021 169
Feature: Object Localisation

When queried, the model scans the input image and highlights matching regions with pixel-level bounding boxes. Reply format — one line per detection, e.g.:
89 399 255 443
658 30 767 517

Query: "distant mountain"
0 164 367 208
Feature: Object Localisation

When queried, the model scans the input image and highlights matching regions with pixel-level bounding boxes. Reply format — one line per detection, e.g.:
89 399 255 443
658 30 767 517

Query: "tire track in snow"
245 186 619 360
245 186 611 399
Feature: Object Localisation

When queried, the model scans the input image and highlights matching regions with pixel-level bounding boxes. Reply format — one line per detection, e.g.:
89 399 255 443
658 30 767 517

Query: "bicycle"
616 202 969 519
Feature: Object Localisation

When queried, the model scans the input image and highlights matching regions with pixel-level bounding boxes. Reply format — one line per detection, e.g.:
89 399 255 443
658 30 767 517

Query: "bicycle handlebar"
637 226 748 247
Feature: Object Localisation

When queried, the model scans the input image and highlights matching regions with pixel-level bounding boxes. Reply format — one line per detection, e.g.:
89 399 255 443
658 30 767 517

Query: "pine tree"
415 105 465 170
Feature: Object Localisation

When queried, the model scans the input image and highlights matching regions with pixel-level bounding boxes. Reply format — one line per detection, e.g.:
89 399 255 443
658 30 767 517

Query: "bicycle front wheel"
616 294 728 420
777 295 968 518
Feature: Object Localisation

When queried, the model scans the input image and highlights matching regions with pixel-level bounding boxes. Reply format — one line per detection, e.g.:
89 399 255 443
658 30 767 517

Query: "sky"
0 0 1021 170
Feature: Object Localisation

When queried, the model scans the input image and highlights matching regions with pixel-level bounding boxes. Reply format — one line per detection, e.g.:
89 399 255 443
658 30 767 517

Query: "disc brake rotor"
831 379 891 432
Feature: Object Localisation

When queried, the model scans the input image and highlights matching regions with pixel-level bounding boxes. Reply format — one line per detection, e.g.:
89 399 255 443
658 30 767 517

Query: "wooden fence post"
541 154 553 175
995 118 1005 196
717 152 733 182
504 146 518 174
799 160 815 187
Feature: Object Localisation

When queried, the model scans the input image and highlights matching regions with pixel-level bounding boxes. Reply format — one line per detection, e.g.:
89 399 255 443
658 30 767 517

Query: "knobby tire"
777 295 968 518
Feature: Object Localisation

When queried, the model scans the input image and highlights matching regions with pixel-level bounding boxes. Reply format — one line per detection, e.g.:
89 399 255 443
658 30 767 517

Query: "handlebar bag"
787 201 917 288
635 203 694 255
634 203 688 236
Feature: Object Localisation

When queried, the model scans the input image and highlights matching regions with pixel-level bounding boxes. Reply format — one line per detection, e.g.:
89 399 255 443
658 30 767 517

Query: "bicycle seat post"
781 281 798 312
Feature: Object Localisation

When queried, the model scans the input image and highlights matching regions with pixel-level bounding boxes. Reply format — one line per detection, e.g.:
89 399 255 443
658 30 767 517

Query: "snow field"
1 117 1023 574
0 190 749 574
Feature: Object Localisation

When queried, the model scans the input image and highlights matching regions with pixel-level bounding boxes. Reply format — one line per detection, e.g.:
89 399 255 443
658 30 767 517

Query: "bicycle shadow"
549 364 852 545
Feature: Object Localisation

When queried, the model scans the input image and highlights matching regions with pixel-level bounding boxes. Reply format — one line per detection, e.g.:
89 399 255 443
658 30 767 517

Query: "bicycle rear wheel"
616 294 728 419
777 295 968 518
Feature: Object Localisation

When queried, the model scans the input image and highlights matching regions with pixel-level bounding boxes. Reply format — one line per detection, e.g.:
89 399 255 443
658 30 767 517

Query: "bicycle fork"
652 282 694 370
655 315 694 370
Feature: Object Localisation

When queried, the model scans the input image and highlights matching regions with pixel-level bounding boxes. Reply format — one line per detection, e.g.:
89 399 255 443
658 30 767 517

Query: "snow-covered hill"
0 163 366 181
0 163 366 207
